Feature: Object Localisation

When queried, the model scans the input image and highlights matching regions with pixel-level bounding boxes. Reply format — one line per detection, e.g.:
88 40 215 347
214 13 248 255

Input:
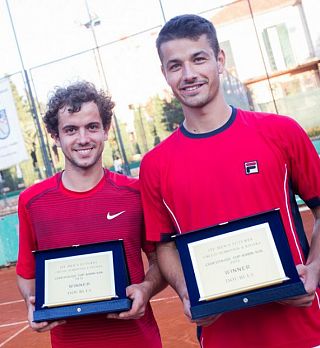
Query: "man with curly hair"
16 81 164 348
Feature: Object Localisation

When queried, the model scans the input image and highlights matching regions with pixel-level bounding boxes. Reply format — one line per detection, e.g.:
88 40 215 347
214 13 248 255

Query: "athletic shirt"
140 107 320 348
16 170 161 348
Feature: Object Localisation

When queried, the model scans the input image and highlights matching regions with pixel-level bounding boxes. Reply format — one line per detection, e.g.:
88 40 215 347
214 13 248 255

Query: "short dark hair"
43 81 114 137
156 14 220 60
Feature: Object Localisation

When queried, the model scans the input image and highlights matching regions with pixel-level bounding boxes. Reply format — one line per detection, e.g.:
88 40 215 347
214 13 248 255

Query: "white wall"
217 4 313 81
302 0 320 57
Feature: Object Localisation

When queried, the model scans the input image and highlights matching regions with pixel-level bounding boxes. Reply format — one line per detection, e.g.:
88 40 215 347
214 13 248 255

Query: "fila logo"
107 210 126 220
245 161 259 175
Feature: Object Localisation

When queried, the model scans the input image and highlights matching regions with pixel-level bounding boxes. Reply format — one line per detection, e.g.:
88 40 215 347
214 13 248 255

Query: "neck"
62 164 104 192
183 99 231 134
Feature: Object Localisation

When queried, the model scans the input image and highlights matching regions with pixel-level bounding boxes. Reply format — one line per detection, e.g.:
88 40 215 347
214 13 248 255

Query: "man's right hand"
27 296 66 332
182 295 221 327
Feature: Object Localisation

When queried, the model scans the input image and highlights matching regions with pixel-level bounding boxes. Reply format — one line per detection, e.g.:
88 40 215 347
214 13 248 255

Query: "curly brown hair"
43 81 115 137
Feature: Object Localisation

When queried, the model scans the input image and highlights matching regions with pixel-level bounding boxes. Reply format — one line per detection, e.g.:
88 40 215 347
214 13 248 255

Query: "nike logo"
107 210 126 220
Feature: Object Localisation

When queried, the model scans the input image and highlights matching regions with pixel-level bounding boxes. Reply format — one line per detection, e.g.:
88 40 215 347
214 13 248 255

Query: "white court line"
0 299 24 306
0 321 28 328
299 205 310 212
151 295 178 303
0 324 29 347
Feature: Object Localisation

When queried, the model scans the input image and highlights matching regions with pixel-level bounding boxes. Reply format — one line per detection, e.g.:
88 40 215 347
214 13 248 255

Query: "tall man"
16 81 164 348
140 14 320 348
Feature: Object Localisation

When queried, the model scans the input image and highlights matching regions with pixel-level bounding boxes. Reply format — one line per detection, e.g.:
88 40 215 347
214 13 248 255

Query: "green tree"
144 95 171 146
307 126 320 138
9 79 40 186
130 94 185 153
161 97 184 132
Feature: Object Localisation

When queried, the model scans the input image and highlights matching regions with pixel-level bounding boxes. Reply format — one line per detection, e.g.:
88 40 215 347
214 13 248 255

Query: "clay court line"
0 324 29 347
151 295 178 302
0 300 24 306
0 321 28 328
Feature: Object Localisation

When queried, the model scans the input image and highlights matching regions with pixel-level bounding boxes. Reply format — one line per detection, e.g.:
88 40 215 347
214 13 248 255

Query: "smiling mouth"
180 82 205 92
74 148 94 155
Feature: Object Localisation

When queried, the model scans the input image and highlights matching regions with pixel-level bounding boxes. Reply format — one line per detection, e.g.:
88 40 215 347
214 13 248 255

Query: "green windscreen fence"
0 213 19 266
313 139 320 154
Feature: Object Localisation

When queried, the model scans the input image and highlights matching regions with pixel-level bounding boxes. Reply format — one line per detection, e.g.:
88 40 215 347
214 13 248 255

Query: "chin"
71 160 96 170
182 100 209 109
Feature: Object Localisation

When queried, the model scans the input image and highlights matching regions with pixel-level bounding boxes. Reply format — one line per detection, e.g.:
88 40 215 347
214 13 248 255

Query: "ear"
103 127 109 141
52 133 61 147
217 49 226 74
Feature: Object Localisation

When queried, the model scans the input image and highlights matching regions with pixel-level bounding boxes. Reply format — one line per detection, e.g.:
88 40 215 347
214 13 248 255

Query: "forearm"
17 275 35 307
141 251 167 299
156 241 188 301
17 275 37 326
305 206 320 280
17 274 66 330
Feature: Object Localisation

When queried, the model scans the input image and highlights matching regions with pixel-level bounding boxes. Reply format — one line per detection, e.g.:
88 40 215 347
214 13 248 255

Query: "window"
262 24 296 72
220 40 237 76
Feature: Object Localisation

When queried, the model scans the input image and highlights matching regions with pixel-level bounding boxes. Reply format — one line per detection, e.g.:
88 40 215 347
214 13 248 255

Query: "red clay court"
0 208 315 348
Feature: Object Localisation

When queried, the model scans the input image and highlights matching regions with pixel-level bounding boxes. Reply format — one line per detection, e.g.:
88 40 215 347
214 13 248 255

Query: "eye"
194 56 206 64
88 123 100 131
168 63 181 72
64 126 76 134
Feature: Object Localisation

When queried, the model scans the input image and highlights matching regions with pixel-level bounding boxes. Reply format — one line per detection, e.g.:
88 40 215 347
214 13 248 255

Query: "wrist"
25 295 35 308
139 280 153 301
177 287 189 303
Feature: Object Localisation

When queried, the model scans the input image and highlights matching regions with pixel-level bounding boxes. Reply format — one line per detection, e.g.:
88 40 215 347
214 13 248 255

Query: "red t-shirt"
140 107 320 348
17 170 161 348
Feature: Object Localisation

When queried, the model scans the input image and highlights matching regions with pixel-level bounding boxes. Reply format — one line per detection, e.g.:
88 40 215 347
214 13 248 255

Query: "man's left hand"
278 263 319 307
106 283 149 320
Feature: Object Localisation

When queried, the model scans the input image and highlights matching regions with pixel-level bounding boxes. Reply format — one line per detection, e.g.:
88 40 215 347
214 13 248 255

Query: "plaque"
173 209 306 319
43 251 116 307
33 240 132 322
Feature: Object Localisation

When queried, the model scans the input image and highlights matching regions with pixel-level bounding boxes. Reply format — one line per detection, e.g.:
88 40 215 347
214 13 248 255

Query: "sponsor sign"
0 78 28 170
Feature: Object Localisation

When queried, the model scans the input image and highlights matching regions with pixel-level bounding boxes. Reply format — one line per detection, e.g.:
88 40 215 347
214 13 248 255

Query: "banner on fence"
0 77 28 170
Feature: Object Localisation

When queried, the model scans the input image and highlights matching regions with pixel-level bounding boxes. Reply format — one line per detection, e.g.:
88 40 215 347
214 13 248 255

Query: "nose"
78 128 90 145
182 63 197 81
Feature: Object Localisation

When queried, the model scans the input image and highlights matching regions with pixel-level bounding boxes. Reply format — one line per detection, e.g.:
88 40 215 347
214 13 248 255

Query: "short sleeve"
140 152 176 242
285 119 320 208
16 194 37 279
